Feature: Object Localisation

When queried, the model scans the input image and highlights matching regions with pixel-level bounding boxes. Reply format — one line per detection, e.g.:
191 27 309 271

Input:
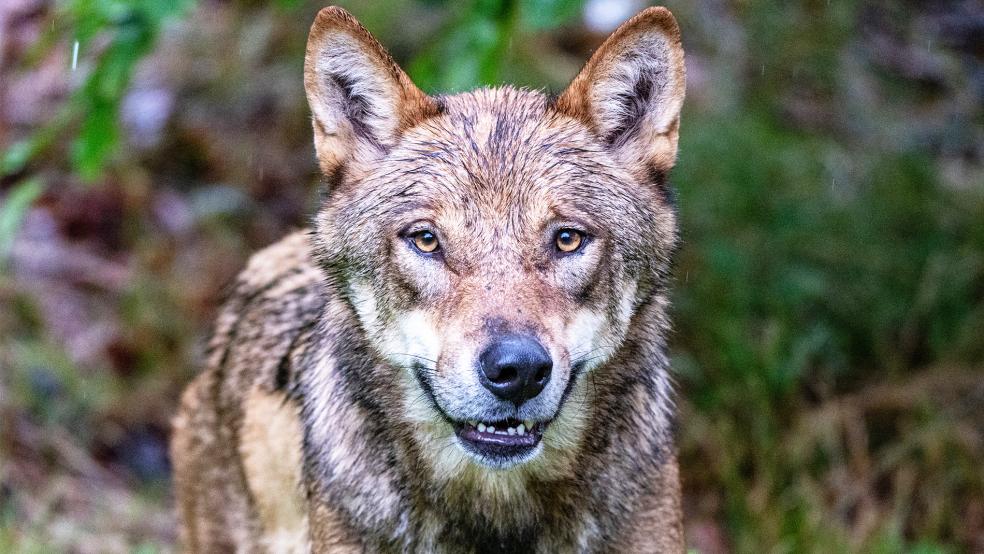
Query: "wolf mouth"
411 363 550 462
453 418 546 460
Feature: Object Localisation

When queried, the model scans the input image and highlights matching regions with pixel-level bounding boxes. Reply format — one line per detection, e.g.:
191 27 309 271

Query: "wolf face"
304 7 684 480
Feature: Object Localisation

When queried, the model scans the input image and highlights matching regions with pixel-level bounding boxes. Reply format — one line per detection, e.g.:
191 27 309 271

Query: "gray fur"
172 6 687 553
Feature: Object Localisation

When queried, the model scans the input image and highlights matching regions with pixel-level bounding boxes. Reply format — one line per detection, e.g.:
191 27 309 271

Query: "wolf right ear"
556 7 686 175
304 7 438 178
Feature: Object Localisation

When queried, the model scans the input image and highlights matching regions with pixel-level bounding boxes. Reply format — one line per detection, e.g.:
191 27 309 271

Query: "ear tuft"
304 7 438 177
557 7 686 172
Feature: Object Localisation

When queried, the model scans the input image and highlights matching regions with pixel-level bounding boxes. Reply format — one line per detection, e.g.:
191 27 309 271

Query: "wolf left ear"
557 7 686 175
304 7 439 178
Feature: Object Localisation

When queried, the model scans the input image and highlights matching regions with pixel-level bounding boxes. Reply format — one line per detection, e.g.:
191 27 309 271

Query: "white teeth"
471 421 532 436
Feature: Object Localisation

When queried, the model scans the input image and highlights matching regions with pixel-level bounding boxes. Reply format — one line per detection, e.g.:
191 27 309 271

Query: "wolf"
170 5 687 552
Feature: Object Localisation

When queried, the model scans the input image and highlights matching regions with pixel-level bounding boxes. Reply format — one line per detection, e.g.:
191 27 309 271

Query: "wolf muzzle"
477 334 552 407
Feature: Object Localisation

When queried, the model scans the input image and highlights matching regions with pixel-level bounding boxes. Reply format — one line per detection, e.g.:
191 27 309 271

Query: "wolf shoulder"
206 230 327 393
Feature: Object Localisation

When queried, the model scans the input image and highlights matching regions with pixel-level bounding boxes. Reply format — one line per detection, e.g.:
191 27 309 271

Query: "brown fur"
172 6 687 552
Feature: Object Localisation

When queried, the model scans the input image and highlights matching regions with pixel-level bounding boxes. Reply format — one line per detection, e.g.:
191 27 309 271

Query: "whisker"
570 343 618 365
573 354 610 366
384 352 440 365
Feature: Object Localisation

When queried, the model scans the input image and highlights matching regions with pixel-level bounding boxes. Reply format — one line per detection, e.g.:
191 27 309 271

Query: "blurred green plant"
672 79 983 554
408 0 583 92
0 179 43 267
1 0 194 182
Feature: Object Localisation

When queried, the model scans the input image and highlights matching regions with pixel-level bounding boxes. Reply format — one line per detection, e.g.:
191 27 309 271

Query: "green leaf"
0 140 38 176
521 0 582 29
0 178 45 264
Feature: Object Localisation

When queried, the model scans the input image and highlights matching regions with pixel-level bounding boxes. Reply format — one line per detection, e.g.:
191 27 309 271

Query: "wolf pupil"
556 229 583 253
413 231 439 253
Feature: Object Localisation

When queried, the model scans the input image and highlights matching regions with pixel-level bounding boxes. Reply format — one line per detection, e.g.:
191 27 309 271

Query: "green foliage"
2 0 194 182
521 0 582 30
5 339 116 438
69 0 195 180
409 0 518 92
675 111 984 400
671 50 983 554
0 179 44 266
408 0 583 92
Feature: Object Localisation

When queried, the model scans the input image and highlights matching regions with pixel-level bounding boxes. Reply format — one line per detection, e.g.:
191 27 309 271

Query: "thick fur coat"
171 6 687 552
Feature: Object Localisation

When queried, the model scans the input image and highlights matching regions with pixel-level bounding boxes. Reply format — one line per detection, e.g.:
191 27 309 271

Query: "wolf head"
304 7 684 483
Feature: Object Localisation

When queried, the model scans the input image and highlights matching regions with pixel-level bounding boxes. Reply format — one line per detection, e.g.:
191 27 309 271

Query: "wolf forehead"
327 87 676 238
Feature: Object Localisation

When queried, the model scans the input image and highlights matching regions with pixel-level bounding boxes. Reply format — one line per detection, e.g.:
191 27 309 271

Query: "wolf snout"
477 335 552 406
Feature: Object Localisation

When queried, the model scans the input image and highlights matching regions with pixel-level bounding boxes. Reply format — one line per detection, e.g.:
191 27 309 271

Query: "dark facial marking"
647 165 676 210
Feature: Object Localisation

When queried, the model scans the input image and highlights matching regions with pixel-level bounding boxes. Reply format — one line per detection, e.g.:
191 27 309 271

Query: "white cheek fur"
563 280 637 373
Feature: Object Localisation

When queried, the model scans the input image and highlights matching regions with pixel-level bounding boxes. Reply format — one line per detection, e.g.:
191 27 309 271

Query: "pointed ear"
556 7 685 174
304 7 439 177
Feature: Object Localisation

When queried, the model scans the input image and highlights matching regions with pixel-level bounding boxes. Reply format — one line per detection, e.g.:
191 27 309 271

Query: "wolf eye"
411 230 440 254
555 229 585 253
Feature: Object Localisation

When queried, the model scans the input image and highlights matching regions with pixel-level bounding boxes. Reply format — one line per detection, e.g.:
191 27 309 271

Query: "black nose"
478 335 552 406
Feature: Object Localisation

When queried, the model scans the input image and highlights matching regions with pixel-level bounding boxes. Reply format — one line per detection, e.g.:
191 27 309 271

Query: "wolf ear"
556 7 685 174
304 7 438 177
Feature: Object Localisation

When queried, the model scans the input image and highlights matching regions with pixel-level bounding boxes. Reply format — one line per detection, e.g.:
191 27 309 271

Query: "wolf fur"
171 5 687 552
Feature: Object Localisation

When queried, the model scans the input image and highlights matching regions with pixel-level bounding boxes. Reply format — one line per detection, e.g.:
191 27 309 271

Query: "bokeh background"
1 0 982 552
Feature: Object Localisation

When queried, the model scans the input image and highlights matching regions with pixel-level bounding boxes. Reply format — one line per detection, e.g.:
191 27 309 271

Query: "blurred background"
1 0 982 552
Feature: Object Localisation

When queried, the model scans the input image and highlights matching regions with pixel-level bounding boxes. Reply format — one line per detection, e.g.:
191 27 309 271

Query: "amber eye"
412 230 440 254
555 229 585 253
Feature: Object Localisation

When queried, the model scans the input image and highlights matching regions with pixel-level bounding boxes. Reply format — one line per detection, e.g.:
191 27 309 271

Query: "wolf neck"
299 296 676 551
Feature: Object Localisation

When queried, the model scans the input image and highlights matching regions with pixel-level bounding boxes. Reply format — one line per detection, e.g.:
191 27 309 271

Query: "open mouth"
453 418 547 461
409 362 551 464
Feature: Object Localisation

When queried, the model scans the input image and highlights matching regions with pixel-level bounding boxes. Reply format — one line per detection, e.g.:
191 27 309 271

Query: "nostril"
489 365 518 384
477 334 553 405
